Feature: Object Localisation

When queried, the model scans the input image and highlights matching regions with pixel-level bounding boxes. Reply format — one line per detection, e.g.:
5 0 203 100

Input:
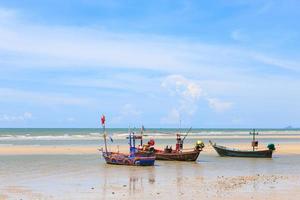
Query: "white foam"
0 130 300 141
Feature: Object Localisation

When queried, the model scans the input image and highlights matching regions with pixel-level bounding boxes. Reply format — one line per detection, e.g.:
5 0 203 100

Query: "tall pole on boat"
141 125 144 146
179 118 181 135
133 131 135 148
182 127 192 142
129 126 132 148
101 115 108 154
250 129 258 151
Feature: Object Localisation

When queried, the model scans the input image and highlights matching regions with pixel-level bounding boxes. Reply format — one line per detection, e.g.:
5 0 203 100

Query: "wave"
1 130 300 141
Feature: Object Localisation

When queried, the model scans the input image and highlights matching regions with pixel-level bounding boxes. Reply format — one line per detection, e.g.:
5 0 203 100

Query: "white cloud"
160 108 180 124
256 1 273 15
207 98 233 113
0 24 188 71
0 7 299 76
161 74 202 100
66 117 75 122
161 75 234 123
0 6 298 128
161 75 203 124
23 112 32 118
60 73 162 95
252 54 300 72
120 103 141 116
0 7 18 23
231 29 248 42
0 88 95 106
112 103 142 123
0 112 32 122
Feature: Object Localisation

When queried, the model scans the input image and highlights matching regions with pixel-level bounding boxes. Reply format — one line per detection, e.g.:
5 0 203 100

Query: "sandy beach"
1 138 300 200
0 141 299 155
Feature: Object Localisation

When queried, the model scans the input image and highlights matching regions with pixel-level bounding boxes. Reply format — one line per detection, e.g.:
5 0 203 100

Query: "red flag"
101 115 105 126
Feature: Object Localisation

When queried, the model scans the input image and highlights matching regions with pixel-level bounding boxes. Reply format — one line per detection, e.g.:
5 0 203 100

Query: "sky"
0 0 299 128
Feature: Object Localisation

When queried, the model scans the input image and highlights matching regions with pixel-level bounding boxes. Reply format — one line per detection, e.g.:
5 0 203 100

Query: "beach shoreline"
1 151 300 200
1 138 300 199
0 142 299 155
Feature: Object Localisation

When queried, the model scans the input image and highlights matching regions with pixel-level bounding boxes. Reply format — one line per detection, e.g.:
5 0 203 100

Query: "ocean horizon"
1 127 300 137
1 128 300 146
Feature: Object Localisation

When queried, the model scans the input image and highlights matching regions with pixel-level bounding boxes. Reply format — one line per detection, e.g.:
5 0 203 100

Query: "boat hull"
211 144 273 158
103 152 155 166
155 150 200 161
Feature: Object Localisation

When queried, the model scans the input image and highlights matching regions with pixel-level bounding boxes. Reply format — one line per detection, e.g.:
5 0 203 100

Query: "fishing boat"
154 133 205 161
210 129 275 158
139 127 205 161
99 115 155 166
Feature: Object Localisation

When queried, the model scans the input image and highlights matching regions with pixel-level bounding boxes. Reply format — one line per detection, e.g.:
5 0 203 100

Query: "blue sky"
0 0 299 128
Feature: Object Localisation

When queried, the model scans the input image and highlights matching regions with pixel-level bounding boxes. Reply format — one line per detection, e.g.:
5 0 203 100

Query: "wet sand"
1 153 300 200
0 142 299 155
1 140 300 199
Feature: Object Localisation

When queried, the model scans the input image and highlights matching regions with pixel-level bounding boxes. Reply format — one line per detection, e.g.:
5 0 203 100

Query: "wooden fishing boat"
99 115 155 166
102 151 155 166
154 133 204 161
209 141 273 158
138 127 205 161
154 147 201 161
209 129 275 158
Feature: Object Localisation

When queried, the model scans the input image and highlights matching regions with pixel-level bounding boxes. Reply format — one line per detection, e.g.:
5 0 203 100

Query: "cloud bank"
161 74 233 124
0 112 32 122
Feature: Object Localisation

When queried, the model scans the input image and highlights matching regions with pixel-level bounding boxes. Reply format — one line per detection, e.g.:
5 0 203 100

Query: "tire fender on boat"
134 159 140 165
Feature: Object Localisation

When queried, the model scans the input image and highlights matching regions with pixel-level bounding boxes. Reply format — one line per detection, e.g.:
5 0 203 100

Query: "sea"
1 128 300 146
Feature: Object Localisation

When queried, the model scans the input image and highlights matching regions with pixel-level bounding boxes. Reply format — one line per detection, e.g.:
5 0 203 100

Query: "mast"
101 115 108 154
133 131 135 148
250 129 258 151
129 126 132 148
129 126 135 155
140 125 144 146
179 118 182 135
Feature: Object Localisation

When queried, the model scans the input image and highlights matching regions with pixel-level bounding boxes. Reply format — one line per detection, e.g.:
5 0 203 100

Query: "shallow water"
1 152 300 199
1 128 300 199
